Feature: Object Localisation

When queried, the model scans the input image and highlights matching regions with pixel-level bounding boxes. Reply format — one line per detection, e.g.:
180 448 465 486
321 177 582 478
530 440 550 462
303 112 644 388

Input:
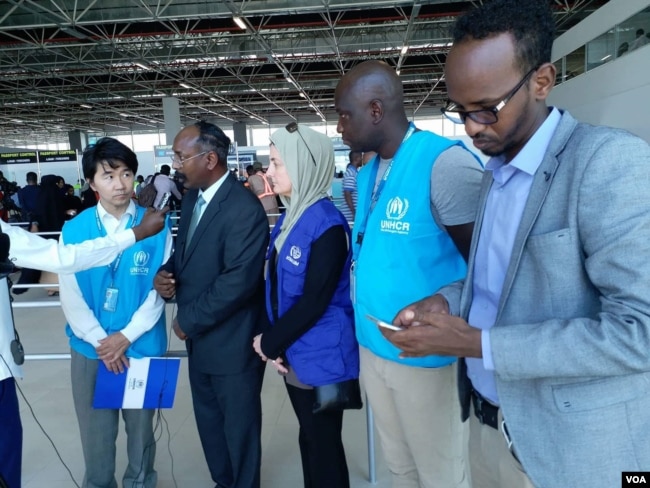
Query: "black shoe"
12 288 27 295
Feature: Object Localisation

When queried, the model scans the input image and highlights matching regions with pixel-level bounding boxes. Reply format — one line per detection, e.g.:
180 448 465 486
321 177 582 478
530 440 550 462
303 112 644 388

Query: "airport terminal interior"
2 0 650 486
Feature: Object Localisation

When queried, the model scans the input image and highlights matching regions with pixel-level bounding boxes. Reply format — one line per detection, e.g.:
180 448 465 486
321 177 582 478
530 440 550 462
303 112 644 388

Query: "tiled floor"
10 277 391 488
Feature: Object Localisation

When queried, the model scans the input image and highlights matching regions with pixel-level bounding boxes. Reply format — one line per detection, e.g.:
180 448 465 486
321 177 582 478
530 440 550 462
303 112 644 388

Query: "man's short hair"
349 150 362 162
245 164 255 176
160 164 171 175
452 0 555 74
193 121 231 167
82 137 139 181
26 171 37 184
637 29 645 37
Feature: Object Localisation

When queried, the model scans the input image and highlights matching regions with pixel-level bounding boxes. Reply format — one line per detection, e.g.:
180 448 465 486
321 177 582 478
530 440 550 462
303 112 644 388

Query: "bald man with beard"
334 60 483 488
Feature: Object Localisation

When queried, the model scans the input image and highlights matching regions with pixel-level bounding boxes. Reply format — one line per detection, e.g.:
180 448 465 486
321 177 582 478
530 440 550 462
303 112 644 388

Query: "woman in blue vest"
253 123 359 488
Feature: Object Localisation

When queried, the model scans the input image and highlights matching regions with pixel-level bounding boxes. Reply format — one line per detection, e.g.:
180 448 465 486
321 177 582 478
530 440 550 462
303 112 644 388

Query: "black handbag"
312 378 363 414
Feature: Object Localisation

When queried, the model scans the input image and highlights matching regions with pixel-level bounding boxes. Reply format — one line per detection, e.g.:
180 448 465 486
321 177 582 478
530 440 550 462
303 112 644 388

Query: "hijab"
269 124 335 252
35 174 65 234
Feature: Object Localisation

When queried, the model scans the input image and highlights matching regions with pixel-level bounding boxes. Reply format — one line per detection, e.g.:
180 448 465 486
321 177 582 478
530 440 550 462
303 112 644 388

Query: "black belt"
471 390 499 430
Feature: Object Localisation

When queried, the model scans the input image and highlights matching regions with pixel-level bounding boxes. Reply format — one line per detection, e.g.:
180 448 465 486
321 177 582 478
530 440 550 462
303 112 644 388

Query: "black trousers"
285 382 350 488
189 364 264 488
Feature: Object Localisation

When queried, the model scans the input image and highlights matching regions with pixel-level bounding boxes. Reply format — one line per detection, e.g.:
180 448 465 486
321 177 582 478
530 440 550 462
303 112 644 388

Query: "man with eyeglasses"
154 121 268 488
383 1 650 487
335 60 483 488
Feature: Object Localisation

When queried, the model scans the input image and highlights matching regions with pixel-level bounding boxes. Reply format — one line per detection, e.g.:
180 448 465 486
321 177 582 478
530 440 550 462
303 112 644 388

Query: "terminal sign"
0 151 37 164
38 150 77 162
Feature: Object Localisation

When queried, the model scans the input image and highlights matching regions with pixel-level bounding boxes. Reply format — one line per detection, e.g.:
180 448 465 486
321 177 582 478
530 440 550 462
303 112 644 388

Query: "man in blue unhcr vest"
334 60 483 488
59 137 172 488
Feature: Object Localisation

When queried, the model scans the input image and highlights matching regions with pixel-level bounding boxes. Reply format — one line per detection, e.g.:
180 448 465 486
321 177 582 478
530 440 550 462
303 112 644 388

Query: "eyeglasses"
441 67 538 125
170 150 209 167
285 122 317 166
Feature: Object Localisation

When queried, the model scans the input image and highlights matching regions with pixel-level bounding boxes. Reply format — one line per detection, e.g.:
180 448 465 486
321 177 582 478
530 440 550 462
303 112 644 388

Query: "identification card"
103 287 119 312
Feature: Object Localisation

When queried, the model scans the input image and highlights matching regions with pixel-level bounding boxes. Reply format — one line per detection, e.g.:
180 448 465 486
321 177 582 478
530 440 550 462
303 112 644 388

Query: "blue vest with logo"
352 127 473 367
63 205 168 359
266 198 359 387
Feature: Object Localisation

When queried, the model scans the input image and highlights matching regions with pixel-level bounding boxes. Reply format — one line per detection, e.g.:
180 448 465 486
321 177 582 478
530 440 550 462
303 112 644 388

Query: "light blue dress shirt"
466 108 561 405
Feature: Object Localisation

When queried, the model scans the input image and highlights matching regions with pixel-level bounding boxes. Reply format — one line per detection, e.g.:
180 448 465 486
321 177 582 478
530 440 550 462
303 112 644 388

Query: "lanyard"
354 123 416 249
95 208 137 283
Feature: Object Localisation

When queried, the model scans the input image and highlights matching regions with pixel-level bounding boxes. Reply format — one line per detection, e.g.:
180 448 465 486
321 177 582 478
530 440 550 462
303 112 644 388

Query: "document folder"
93 357 181 409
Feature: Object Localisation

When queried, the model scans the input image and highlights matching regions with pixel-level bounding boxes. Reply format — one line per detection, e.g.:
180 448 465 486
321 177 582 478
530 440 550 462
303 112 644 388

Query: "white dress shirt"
59 201 172 350
2 219 136 273
466 108 561 405
194 170 230 222
0 219 140 381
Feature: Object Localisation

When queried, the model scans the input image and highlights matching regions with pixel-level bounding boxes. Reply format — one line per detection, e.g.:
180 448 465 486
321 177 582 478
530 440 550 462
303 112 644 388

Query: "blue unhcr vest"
63 205 168 359
266 198 359 387
352 126 475 367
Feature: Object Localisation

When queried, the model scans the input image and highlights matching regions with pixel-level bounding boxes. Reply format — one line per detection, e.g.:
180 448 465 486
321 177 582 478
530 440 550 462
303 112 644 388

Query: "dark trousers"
0 378 22 488
13 268 41 294
189 364 264 488
285 382 350 488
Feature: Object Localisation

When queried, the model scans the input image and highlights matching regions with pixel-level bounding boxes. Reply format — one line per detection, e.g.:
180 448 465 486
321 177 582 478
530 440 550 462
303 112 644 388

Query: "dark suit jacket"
162 174 269 375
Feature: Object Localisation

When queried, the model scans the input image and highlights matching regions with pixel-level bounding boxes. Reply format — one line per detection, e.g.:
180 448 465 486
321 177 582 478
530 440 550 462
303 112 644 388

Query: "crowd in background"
3 1 650 488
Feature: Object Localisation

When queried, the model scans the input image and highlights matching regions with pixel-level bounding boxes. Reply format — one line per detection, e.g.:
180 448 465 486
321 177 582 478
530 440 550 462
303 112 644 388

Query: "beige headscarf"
269 124 335 252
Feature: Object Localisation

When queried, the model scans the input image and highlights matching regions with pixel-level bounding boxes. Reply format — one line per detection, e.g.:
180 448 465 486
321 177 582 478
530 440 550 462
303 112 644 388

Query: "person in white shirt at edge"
58 137 172 488
341 150 362 223
152 164 183 209
0 202 166 488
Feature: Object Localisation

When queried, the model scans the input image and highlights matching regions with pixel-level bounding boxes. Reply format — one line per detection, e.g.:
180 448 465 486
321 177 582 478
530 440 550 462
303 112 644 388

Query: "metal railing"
8 219 377 483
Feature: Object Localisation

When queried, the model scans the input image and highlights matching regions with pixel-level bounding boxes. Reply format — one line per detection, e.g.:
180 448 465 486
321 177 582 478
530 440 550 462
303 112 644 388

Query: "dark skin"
132 206 169 242
153 125 227 341
381 33 555 359
334 60 475 260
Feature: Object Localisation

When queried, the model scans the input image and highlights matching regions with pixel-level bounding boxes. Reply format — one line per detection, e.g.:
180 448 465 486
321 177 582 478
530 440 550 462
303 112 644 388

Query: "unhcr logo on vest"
286 246 301 266
130 250 151 275
380 196 410 235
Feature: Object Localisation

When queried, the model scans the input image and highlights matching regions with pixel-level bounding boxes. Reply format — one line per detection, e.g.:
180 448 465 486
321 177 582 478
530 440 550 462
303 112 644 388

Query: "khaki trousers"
360 346 469 488
468 403 535 488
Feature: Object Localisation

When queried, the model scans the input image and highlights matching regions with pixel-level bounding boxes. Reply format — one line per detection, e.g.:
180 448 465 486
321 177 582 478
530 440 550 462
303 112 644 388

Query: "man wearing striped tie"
59 137 173 488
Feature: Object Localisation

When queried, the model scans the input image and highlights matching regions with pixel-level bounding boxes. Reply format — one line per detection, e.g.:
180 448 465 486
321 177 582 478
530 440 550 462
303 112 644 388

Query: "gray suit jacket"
440 110 650 488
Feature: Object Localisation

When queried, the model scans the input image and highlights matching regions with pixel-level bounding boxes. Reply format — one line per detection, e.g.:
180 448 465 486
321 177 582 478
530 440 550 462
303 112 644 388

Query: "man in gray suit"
381 1 650 487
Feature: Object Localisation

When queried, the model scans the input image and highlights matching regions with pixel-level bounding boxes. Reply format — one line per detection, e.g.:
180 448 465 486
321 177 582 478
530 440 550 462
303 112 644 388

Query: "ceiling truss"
0 0 605 145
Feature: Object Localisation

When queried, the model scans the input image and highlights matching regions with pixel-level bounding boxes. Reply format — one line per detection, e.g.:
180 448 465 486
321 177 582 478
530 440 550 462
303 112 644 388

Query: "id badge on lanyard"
103 287 119 312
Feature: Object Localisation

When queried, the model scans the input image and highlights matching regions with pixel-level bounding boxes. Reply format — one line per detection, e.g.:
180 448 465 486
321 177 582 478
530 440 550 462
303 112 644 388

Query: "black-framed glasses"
286 122 317 166
170 150 209 167
441 66 538 125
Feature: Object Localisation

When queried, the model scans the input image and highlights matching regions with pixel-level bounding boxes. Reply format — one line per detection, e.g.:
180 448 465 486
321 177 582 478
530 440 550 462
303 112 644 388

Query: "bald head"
334 61 409 158
337 60 404 116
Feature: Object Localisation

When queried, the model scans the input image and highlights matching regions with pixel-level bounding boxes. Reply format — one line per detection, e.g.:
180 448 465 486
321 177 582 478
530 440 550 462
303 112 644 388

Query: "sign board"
154 145 174 158
0 152 37 164
38 150 77 163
